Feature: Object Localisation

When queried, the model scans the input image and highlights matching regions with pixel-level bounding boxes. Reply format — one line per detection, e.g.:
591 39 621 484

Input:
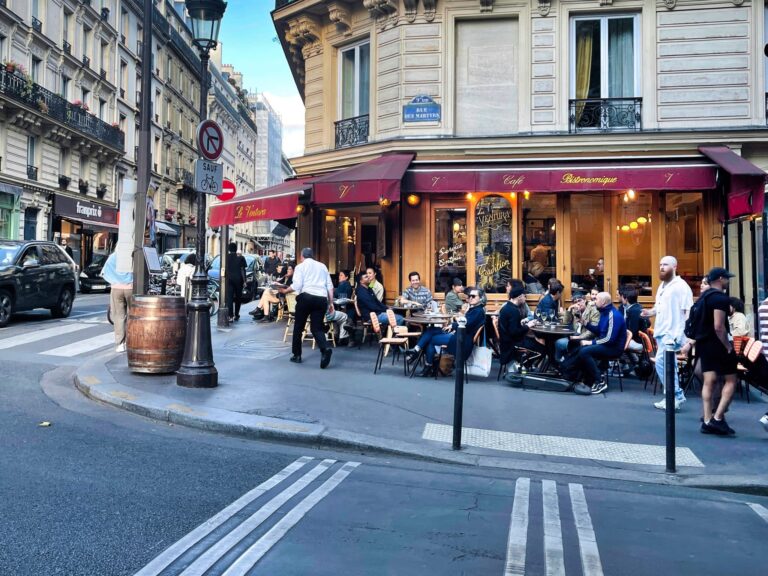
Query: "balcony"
175 167 193 188
82 55 90 69
568 98 642 133
31 17 42 33
0 67 124 151
63 40 71 54
334 114 369 149
100 68 107 80
120 34 126 45
27 165 38 181
119 88 125 99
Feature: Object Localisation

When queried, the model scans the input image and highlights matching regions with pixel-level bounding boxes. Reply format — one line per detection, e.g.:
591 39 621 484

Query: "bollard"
664 347 676 473
452 316 467 451
160 272 168 296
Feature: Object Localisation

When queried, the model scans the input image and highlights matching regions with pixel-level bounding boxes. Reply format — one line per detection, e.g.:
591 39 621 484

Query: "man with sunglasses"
406 288 486 377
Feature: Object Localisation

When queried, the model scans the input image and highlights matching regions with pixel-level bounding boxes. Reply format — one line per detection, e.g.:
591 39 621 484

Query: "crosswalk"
0 317 114 359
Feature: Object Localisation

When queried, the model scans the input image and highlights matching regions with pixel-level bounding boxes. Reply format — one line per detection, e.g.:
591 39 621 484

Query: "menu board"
475 195 512 293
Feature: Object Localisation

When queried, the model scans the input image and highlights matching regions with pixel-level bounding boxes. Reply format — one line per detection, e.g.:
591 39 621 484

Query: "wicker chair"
370 312 409 375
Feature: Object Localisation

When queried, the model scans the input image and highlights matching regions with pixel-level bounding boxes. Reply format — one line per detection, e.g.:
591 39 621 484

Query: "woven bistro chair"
606 330 633 392
370 312 409 375
354 298 374 348
281 292 298 343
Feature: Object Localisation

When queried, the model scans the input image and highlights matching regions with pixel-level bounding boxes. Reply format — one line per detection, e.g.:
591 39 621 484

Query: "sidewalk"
74 307 768 490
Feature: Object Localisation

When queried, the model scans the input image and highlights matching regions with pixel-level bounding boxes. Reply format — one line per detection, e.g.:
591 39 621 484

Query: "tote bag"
466 331 492 378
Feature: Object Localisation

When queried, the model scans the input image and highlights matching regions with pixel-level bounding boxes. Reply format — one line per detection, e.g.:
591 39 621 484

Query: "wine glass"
534 309 542 325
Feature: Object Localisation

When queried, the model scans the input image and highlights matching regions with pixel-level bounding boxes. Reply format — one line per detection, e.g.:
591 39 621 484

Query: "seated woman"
252 264 294 322
728 297 750 337
406 287 487 377
498 280 546 371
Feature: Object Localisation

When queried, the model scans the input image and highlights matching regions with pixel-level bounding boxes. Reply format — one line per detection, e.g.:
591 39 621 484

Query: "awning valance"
405 161 718 194
155 221 178 236
311 153 415 205
208 178 311 227
699 146 766 220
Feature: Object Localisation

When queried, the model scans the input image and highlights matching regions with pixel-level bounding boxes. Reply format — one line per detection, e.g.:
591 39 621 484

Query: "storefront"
0 183 22 240
52 194 118 269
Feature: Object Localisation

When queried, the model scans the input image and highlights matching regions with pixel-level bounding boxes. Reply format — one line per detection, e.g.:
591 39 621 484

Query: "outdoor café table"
530 324 576 374
405 314 454 377
391 304 423 317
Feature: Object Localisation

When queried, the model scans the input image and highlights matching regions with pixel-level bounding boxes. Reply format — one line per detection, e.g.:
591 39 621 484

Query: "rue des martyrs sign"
403 95 441 123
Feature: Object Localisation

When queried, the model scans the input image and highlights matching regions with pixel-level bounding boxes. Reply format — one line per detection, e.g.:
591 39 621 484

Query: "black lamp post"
177 0 227 389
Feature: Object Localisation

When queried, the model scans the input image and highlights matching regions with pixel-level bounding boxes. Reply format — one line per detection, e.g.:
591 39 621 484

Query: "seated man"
498 280 546 371
444 277 466 314
356 273 404 326
406 287 487 377
570 292 626 394
554 291 593 364
620 286 646 360
326 307 350 344
536 281 563 320
400 271 438 312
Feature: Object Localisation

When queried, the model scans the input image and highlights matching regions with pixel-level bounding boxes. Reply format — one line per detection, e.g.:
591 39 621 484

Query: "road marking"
220 462 361 576
542 480 565 576
422 423 704 467
67 310 108 319
748 503 768 524
178 459 337 576
0 323 92 350
40 332 114 356
569 484 604 576
504 477 530 576
133 456 313 576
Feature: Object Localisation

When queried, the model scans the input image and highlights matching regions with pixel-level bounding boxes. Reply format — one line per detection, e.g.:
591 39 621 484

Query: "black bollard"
160 272 168 296
665 347 676 473
452 317 467 450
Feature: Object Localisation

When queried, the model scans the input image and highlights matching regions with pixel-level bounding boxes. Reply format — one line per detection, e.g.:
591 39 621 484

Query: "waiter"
279 247 334 369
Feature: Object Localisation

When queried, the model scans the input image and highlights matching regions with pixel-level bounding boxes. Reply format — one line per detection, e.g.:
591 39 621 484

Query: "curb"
73 356 768 493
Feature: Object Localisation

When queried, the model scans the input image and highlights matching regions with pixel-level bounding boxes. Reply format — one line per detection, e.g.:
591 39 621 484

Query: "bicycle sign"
194 159 223 195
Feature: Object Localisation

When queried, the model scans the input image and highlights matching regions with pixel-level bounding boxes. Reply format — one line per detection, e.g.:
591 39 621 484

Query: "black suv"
0 240 78 327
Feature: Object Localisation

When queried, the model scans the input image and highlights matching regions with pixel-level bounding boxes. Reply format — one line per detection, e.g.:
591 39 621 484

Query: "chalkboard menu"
475 195 512 293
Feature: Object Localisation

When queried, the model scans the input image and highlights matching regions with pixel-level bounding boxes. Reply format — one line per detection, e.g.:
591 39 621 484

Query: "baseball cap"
706 267 735 282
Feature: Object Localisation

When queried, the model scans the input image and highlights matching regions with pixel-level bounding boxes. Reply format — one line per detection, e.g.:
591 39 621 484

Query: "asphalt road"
2 299 768 575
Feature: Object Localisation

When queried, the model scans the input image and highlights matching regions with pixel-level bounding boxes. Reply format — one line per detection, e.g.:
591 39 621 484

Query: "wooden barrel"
126 295 187 374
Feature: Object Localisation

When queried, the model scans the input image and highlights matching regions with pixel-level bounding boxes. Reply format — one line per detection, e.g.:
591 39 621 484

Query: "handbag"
466 331 492 378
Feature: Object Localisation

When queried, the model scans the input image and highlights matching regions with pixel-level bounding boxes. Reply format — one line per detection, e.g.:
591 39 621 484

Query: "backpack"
683 290 717 341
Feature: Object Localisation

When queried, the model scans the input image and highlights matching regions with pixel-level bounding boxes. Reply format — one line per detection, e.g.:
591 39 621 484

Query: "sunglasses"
469 294 480 298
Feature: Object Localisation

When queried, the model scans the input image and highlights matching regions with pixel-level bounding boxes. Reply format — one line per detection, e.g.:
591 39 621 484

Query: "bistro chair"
281 292 298 343
305 318 337 350
354 298 374 348
638 331 657 392
606 330 633 392
370 312 408 375
733 335 751 403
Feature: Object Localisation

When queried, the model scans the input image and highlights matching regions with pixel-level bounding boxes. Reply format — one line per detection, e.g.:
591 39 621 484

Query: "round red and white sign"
219 178 236 202
196 120 224 161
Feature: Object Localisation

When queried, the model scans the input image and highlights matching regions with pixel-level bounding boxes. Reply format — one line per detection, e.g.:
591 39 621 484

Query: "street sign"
219 178 236 202
194 159 223 195
196 119 224 161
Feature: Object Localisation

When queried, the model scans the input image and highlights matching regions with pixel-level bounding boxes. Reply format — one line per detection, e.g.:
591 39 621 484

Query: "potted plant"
4 60 17 73
78 179 89 193
97 183 107 198
37 98 48 113
164 208 175 222
58 175 71 189
176 212 185 224
188 216 196 226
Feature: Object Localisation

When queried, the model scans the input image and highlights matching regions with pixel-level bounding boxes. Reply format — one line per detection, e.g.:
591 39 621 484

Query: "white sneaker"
760 414 768 432
654 397 685 411
115 343 126 353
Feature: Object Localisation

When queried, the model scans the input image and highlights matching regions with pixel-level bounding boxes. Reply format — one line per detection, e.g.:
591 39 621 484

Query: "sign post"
216 178 236 328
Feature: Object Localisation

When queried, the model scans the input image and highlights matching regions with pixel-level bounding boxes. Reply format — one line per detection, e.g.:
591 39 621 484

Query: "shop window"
616 192 653 297
323 214 356 275
455 18 518 137
570 194 603 293
434 208 467 294
522 195 556 294
339 41 370 120
475 195 512 294
665 193 704 297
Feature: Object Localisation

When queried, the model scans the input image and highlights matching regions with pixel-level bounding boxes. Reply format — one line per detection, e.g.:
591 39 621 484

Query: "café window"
616 191 653 296
322 214 356 276
570 194 604 293
434 208 467 294
522 194 556 294
665 192 704 297
475 195 512 294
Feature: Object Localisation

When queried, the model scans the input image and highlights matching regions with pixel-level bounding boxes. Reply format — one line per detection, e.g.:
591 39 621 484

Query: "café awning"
208 178 311 227
699 146 766 220
311 153 415 205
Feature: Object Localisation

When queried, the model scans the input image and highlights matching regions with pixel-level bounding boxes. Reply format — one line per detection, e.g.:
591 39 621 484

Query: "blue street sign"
403 95 441 122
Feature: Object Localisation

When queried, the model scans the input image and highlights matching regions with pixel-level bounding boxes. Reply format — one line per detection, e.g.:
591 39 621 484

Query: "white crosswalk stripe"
0 319 114 357
0 323 92 350
748 502 768 524
40 332 115 356
133 457 361 576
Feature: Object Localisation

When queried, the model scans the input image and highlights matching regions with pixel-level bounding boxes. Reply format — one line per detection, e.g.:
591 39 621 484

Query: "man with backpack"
641 256 692 411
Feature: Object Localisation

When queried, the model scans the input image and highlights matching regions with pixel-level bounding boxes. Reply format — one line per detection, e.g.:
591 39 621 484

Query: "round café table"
391 304 423 317
405 315 454 377
530 324 576 373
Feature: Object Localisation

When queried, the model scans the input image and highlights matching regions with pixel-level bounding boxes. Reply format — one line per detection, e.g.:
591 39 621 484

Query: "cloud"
261 91 305 159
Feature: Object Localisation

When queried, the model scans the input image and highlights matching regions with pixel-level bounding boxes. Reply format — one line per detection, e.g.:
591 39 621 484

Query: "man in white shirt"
279 247 334 368
641 255 693 411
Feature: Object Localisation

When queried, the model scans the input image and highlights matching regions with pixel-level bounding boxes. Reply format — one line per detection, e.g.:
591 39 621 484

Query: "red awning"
311 153 415 205
405 161 718 194
699 146 766 220
208 178 311 227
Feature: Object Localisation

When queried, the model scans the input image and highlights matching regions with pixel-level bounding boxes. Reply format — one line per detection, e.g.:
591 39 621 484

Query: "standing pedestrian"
696 268 738 435
101 251 133 353
641 255 692 411
279 247 334 368
264 249 281 279
176 253 196 300
225 242 247 321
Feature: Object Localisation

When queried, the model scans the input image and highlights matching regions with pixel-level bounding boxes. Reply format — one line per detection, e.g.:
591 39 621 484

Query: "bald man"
642 255 693 411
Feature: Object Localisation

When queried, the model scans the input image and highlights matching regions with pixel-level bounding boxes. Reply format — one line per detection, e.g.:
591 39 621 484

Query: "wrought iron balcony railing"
63 40 71 54
31 17 42 33
27 165 38 181
334 114 369 149
568 98 642 133
82 55 90 68
0 67 124 151
175 168 193 188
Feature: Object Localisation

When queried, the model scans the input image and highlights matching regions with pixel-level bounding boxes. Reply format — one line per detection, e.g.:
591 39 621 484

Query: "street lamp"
177 0 227 389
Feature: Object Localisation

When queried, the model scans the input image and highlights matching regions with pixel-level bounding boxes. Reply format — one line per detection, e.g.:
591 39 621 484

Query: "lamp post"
177 0 227 389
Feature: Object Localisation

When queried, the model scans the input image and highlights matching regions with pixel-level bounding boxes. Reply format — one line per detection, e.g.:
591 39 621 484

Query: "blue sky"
218 0 305 157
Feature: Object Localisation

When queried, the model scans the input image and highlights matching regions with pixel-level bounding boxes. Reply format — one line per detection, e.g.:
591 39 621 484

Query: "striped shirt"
759 298 768 361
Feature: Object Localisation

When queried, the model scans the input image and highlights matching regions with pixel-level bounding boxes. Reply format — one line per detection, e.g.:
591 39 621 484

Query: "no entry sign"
219 178 236 202
196 120 224 161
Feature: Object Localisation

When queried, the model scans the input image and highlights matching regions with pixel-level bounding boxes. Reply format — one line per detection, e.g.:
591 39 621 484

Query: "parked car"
161 248 212 273
79 253 110 293
0 240 78 327
207 254 265 302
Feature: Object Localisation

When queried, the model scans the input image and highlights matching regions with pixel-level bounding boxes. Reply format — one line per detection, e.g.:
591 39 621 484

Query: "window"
60 74 70 98
119 114 126 133
615 192 653 296
434 208 467 293
339 41 370 120
522 195 556 294
31 0 40 19
63 12 71 42
99 98 107 120
475 196 512 294
83 27 91 58
59 148 70 176
31 57 41 83
0 36 5 62
27 136 37 168
100 41 108 71
665 193 704 297
120 60 127 91
82 88 90 108
121 9 128 37
80 155 89 180
569 194 603 293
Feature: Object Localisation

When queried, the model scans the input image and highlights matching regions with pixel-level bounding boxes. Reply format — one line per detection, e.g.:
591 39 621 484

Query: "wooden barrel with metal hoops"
126 295 186 373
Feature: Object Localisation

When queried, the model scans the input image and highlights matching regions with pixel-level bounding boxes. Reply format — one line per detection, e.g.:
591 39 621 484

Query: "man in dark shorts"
697 267 738 436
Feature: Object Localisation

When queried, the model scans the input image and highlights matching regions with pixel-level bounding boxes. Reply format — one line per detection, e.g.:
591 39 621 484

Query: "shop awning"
699 146 766 219
0 182 23 198
155 221 178 236
311 153 415 205
405 160 719 194
208 178 311 227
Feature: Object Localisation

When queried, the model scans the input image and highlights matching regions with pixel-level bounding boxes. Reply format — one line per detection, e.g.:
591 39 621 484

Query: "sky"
218 0 306 159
